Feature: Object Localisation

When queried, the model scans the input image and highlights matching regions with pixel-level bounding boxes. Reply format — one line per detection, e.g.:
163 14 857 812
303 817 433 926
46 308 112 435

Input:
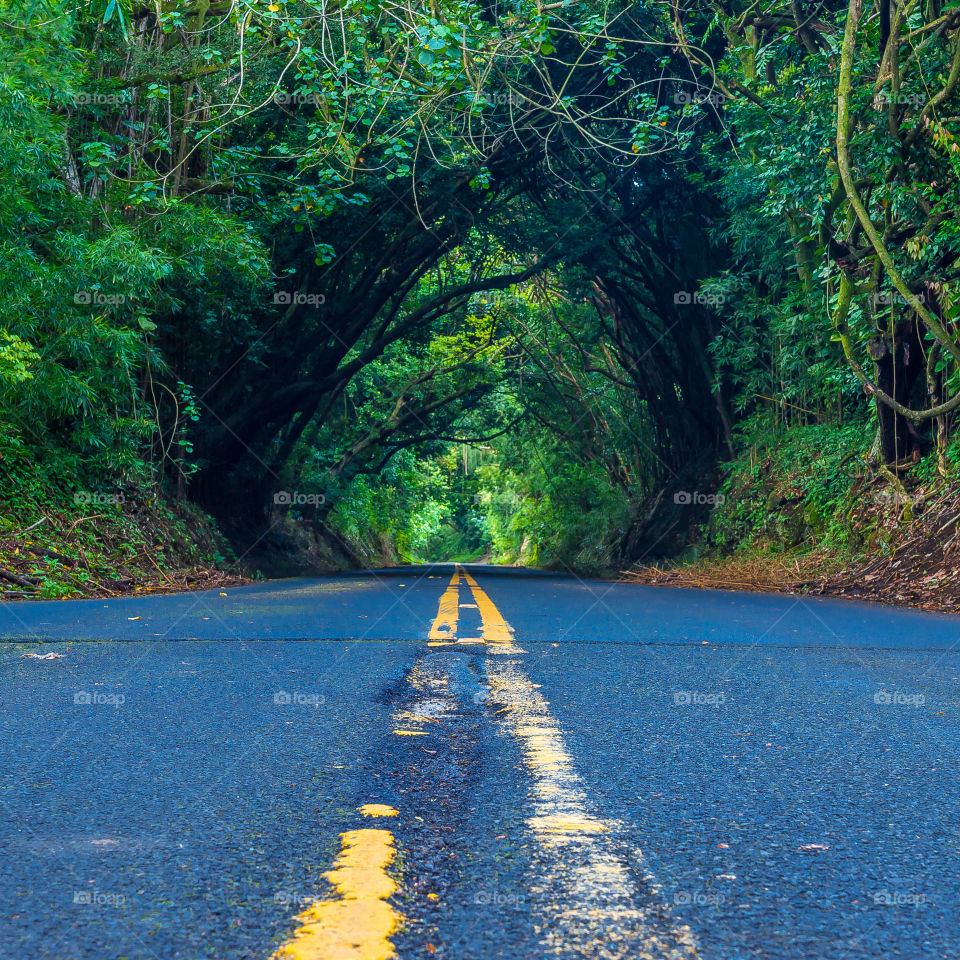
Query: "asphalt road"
1 564 959 959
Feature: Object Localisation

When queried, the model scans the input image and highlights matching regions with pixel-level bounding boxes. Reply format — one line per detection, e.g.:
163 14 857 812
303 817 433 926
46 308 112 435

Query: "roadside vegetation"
3 0 960 604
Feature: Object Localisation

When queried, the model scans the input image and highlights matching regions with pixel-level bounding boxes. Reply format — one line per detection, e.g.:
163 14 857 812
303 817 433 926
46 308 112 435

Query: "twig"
66 514 106 534
146 552 175 585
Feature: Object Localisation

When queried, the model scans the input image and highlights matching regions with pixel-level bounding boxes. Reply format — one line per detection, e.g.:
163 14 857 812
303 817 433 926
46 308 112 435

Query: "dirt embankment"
624 478 960 614
0 495 248 601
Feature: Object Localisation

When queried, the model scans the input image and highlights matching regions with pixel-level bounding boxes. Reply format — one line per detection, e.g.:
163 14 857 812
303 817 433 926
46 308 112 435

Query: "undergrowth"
0 424 239 599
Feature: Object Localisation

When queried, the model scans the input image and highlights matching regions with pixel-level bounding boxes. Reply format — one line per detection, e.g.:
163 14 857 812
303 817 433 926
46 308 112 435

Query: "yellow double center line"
427 565 514 646
268 568 698 960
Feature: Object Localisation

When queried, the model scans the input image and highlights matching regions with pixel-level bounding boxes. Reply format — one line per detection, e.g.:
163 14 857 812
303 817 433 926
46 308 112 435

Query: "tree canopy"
4 0 960 572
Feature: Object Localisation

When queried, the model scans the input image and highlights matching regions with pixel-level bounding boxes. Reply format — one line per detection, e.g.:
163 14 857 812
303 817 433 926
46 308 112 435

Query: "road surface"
1 564 958 959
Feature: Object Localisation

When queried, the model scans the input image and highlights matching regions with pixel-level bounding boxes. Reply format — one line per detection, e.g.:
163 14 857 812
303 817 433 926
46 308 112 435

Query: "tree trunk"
872 320 926 463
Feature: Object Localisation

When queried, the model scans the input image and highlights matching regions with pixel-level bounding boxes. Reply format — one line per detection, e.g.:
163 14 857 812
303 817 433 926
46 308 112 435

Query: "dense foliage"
3 0 960 577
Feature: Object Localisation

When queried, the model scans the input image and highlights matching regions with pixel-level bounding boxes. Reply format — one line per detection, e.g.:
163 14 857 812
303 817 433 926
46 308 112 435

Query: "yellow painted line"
392 729 427 736
428 569 461 640
359 804 398 818
427 566 514 646
270 808 401 960
534 813 608 833
461 570 514 645
466 571 700 958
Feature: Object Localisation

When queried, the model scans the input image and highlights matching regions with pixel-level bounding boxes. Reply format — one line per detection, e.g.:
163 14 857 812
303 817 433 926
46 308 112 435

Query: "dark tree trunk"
872 319 927 463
